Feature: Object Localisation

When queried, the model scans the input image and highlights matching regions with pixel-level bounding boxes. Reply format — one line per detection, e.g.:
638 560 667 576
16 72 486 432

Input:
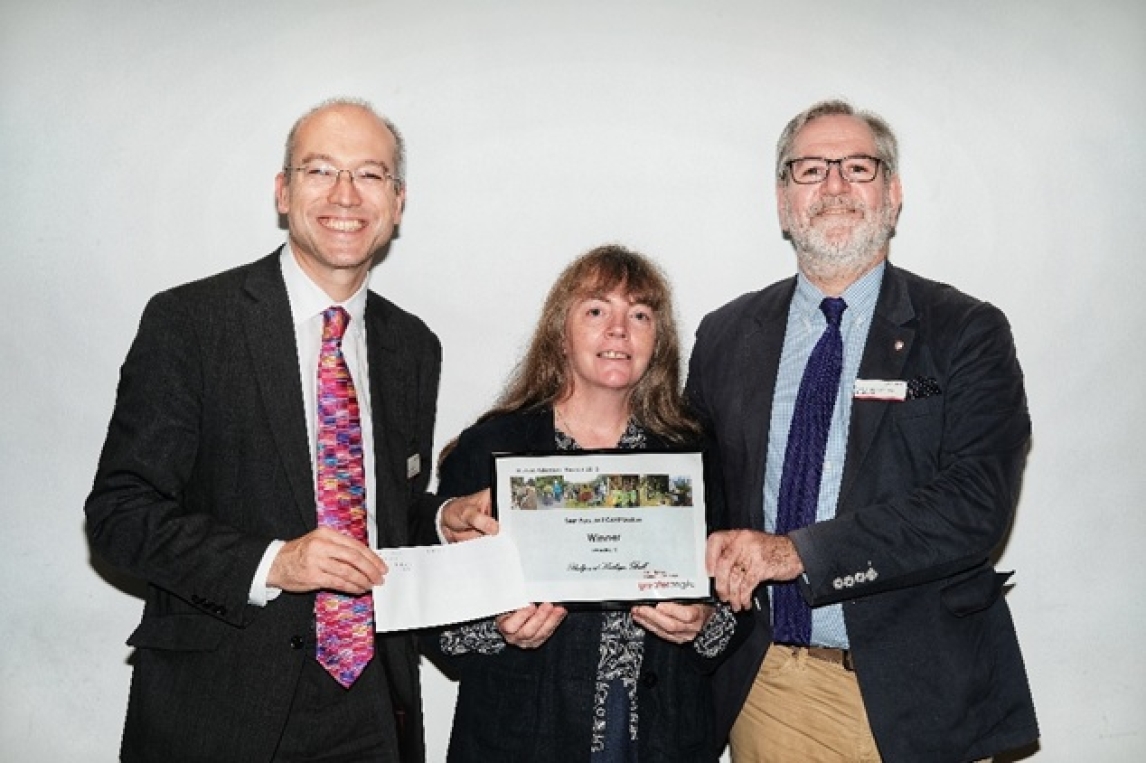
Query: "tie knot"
820 297 847 328
322 306 350 341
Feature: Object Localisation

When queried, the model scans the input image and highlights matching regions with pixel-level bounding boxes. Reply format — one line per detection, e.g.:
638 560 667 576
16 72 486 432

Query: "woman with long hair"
430 244 737 762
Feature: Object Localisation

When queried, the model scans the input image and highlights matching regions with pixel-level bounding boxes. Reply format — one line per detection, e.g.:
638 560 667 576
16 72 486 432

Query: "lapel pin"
894 340 905 352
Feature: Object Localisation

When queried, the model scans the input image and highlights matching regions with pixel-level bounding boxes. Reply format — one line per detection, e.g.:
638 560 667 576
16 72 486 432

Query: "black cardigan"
424 407 727 763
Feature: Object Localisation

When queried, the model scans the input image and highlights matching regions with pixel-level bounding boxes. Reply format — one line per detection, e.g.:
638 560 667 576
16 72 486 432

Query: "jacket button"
641 672 658 689
290 636 305 650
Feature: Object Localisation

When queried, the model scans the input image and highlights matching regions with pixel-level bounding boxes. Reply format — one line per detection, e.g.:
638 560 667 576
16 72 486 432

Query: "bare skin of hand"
706 529 805 612
631 602 714 644
440 488 499 543
267 526 387 595
496 602 568 649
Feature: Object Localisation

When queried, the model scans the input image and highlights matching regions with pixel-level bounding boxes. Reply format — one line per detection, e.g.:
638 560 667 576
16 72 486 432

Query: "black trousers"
273 654 399 762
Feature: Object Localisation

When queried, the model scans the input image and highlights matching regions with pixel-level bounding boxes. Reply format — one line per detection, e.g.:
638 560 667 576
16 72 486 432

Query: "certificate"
493 450 709 605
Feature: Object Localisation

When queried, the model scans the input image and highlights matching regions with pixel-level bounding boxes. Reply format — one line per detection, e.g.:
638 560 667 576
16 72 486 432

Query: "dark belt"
776 643 855 672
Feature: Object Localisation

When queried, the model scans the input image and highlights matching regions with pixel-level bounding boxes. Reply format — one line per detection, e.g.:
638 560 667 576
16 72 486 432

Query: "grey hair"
282 97 406 184
775 99 898 182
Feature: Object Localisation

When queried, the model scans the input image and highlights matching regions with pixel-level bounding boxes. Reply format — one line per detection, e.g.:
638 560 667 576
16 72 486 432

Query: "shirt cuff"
693 602 737 657
439 618 506 656
435 497 456 544
248 540 286 607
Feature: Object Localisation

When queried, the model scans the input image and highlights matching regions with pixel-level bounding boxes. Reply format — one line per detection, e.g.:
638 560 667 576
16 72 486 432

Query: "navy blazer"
425 408 725 762
686 264 1038 762
85 251 442 762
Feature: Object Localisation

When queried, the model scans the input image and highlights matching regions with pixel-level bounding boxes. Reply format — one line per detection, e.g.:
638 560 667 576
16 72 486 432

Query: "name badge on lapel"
854 379 907 401
407 454 421 480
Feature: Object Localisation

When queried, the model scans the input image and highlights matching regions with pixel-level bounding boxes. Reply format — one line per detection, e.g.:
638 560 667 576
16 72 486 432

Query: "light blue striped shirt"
763 262 884 649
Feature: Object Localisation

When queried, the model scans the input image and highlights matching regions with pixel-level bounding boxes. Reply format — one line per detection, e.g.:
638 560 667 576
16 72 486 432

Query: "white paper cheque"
372 534 529 633
494 450 710 605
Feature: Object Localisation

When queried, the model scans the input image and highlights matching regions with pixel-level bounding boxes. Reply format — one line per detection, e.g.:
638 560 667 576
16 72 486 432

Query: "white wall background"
2 1 1143 760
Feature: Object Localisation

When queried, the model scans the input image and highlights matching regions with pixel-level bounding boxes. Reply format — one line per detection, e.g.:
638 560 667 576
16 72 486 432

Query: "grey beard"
794 219 891 283
788 197 896 283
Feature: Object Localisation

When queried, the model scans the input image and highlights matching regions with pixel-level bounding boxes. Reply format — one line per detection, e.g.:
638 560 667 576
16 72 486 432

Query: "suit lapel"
737 279 795 530
365 295 411 549
240 253 317 529
839 264 916 507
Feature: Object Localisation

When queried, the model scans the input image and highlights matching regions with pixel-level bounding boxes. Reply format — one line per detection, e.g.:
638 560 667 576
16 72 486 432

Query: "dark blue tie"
772 296 847 645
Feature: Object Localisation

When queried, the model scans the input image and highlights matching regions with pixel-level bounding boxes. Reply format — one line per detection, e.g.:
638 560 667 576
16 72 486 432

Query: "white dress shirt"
247 245 379 605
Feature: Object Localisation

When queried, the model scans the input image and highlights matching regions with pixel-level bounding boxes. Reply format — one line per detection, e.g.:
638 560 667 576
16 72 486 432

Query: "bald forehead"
299 103 388 133
288 104 398 167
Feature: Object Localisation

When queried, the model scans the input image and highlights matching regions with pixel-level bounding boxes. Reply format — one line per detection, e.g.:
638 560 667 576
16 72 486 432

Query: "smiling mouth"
321 217 365 232
813 198 864 219
599 351 631 360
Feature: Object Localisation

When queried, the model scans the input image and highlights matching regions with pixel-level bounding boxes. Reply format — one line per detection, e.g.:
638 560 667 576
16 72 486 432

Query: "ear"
888 173 903 215
275 172 289 215
392 185 406 224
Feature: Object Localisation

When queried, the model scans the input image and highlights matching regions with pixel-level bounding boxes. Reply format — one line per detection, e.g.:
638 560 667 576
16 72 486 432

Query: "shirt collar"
280 244 368 331
793 261 885 321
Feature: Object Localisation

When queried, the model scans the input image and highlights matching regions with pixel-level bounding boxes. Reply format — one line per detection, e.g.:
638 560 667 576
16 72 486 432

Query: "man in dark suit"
86 98 462 762
690 100 1039 762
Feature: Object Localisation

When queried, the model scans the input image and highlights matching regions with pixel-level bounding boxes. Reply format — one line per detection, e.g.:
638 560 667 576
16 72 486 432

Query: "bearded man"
688 100 1038 762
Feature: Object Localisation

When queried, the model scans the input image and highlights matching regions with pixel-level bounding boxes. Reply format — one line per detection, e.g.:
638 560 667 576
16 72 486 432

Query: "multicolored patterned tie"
772 297 847 645
314 306 374 687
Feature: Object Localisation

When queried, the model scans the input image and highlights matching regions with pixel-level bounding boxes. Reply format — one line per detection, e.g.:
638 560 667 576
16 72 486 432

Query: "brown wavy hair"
478 243 699 442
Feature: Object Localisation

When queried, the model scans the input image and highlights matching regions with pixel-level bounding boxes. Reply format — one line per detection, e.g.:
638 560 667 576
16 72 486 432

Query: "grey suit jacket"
86 250 441 762
686 263 1038 762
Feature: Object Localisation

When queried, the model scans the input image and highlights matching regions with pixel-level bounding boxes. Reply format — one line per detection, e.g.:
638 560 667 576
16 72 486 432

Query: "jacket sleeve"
84 290 271 627
436 426 498 500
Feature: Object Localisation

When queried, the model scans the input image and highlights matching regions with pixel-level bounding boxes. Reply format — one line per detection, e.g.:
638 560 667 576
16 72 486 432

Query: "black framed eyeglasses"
784 155 883 184
284 164 403 192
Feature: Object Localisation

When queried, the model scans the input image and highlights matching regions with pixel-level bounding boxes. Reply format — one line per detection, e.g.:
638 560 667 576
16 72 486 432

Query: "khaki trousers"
729 644 992 763
730 643 880 763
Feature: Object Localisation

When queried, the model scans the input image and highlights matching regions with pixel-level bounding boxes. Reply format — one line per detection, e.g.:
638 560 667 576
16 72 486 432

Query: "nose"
606 319 628 338
328 170 362 206
822 162 850 193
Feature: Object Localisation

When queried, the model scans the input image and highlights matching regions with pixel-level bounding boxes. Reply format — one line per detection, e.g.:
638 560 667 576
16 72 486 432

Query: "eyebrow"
581 290 656 308
295 153 392 172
